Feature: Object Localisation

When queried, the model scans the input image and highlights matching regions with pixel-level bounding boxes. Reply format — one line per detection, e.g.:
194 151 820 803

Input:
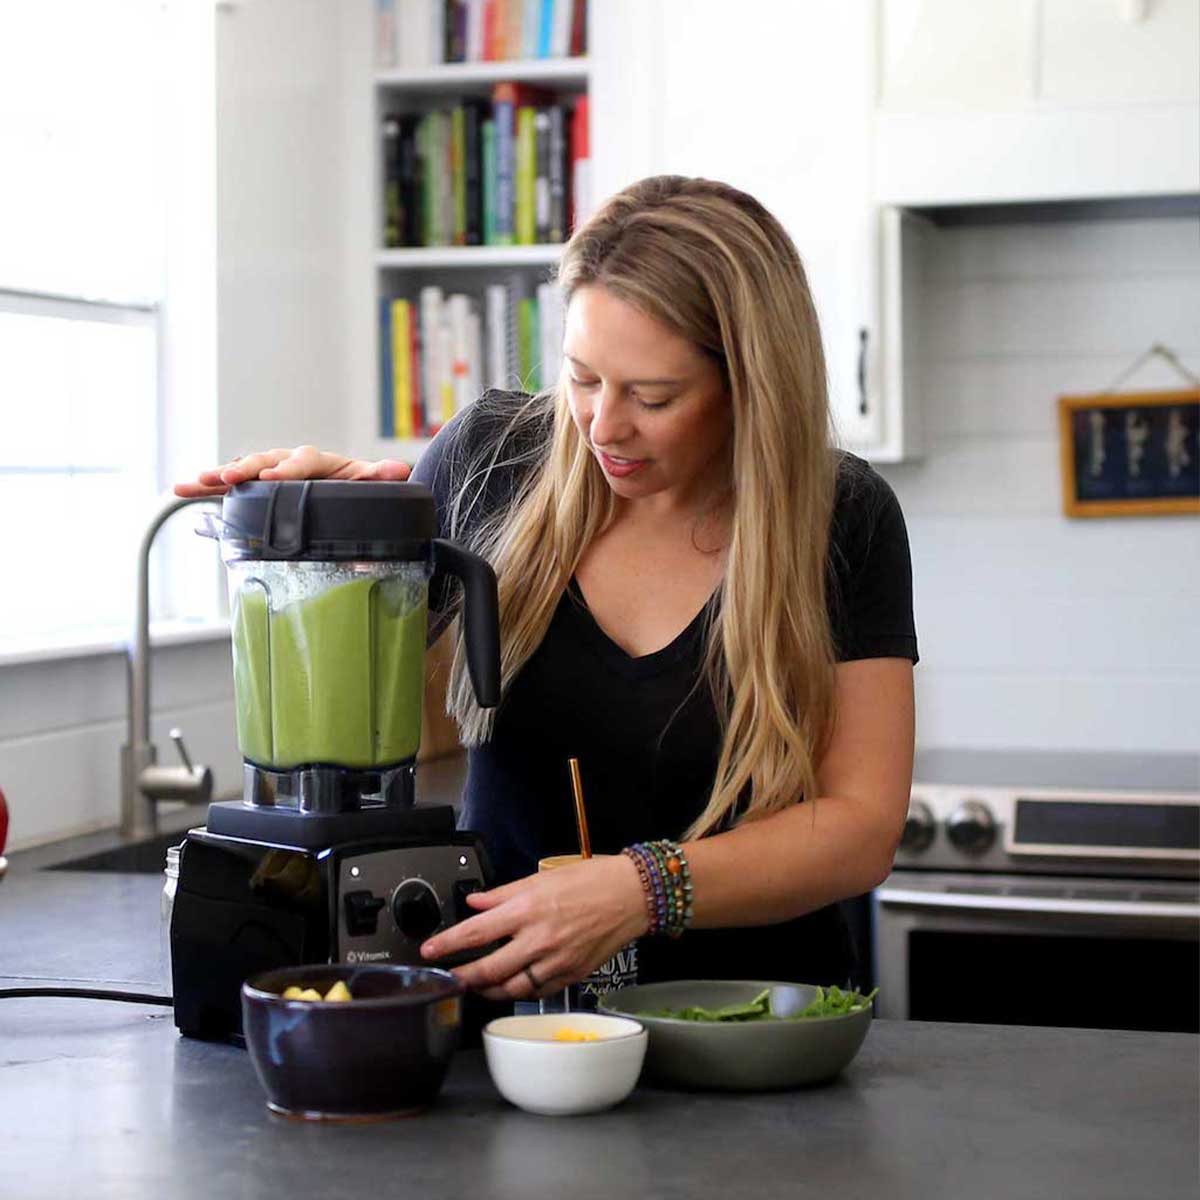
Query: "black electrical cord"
0 986 172 1006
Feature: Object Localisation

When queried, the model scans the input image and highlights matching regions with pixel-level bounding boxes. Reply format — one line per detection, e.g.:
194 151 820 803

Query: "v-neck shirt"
412 391 919 991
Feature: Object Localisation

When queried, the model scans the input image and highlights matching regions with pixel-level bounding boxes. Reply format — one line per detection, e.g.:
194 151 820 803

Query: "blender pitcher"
200 479 500 811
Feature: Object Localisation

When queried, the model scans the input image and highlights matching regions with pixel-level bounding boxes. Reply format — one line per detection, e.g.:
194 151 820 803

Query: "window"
0 1 217 649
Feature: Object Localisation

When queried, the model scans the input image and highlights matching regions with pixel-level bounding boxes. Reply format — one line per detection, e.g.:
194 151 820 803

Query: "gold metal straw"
568 757 591 859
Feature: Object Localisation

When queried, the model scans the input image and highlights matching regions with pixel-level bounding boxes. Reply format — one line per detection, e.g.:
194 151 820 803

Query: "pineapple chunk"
324 981 353 1003
281 986 305 1000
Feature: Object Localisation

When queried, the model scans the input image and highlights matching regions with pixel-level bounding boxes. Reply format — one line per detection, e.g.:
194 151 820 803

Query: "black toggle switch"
453 878 484 922
344 889 386 937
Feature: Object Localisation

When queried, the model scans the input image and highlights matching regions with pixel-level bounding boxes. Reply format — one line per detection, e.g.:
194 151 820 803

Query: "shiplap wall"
878 214 1200 756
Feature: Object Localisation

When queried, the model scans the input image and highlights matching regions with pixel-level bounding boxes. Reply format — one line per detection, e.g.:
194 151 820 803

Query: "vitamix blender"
170 480 500 1041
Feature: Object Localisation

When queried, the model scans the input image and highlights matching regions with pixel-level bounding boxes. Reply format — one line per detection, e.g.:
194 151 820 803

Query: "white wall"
879 215 1200 754
2 0 354 851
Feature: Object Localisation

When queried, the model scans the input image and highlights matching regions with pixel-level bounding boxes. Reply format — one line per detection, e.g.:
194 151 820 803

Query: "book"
375 0 396 67
447 293 473 417
515 105 537 244
391 299 414 439
465 0 486 61
537 281 565 389
451 105 467 245
548 105 566 243
538 0 554 58
379 296 395 437
522 0 541 59
551 0 571 57
569 0 586 56
463 100 486 245
518 296 537 390
485 283 509 390
397 0 440 68
382 113 420 247
534 108 551 243
481 118 497 244
570 94 590 232
419 286 445 433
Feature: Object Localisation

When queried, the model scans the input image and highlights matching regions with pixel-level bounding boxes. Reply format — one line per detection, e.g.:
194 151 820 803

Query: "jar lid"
208 480 437 561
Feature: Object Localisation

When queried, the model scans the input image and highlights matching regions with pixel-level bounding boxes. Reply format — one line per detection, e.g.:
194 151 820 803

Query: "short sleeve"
827 458 919 665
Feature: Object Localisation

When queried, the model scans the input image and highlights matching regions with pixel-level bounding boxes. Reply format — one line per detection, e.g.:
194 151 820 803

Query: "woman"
179 175 918 1009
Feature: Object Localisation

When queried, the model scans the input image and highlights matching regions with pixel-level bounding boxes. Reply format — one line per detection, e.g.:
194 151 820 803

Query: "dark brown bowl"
241 964 465 1121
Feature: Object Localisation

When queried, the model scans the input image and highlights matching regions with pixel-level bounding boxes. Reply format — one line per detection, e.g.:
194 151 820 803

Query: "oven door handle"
875 886 1200 921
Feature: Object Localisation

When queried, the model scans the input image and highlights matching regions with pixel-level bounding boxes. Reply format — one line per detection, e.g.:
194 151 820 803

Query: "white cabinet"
589 0 917 459
876 0 1200 204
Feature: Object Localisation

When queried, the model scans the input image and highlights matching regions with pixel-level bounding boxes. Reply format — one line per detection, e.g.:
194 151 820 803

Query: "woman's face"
562 285 732 509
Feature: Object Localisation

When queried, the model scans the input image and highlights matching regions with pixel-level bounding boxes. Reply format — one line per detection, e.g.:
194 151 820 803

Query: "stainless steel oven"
872 749 1200 1032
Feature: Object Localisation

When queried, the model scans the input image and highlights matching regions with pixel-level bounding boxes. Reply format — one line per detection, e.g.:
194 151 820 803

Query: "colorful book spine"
482 118 497 245
379 296 395 437
464 101 485 245
538 0 554 58
570 94 590 232
551 0 571 57
391 299 414 439
534 108 551 242
375 0 396 68
419 286 445 434
409 300 424 436
548 105 566 242
515 105 537 244
518 296 535 390
382 113 403 248
451 105 467 245
485 283 508 390
569 0 586 56
491 84 516 244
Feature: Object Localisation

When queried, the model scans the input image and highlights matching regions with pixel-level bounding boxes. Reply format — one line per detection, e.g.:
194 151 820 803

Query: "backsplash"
877 214 1200 756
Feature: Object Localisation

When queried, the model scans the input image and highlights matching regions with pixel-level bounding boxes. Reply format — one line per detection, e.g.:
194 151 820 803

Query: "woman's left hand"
419 854 649 1001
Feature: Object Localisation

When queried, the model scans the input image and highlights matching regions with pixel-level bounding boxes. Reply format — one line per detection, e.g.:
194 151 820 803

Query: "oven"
872 749 1200 1033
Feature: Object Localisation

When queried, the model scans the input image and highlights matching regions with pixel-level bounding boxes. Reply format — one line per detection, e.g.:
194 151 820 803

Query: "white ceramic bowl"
483 1012 648 1116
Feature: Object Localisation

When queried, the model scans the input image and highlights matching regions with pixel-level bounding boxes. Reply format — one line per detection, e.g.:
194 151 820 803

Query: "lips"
596 451 648 478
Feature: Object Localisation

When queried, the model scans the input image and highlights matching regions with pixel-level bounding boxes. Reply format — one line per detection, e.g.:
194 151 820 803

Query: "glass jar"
161 844 181 995
534 854 639 1014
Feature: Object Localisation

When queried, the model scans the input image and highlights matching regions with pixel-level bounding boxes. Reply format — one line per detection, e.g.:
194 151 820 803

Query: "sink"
47 830 188 875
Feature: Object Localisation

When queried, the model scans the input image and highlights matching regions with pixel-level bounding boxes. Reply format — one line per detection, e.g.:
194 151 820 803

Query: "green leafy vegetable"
642 985 879 1022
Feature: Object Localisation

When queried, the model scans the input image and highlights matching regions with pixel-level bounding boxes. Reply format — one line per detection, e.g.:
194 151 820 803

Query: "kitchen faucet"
119 493 217 839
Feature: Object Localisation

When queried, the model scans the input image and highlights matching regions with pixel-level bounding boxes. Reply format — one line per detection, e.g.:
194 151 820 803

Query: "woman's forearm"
681 796 900 928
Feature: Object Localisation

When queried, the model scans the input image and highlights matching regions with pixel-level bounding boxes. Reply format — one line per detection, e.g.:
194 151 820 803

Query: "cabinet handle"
857 327 869 417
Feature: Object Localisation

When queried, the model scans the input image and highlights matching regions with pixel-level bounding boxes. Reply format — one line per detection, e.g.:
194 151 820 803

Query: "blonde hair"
443 175 840 840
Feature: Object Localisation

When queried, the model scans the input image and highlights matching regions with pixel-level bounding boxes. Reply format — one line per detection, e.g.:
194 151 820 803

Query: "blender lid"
210 480 437 561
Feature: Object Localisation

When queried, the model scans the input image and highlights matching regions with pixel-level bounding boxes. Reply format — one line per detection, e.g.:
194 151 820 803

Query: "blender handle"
432 539 502 708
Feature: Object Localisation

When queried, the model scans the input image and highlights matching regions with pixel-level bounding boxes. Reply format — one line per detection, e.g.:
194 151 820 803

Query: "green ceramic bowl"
598 979 873 1091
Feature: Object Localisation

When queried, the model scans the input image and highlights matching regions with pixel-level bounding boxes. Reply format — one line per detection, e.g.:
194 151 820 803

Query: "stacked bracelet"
621 839 694 939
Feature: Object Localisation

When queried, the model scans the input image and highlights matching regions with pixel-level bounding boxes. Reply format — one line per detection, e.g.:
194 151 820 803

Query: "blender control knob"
900 798 936 852
945 799 996 855
391 879 443 942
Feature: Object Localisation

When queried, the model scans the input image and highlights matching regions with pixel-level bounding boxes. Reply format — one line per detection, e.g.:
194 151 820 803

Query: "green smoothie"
230 571 428 769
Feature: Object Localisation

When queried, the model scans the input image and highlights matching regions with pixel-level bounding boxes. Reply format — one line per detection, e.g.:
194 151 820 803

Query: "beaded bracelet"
621 838 694 939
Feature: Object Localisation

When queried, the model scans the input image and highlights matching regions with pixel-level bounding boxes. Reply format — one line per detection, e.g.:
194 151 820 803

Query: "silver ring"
523 964 543 992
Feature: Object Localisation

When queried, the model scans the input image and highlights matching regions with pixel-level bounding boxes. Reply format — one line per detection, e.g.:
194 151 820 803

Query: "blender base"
206 799 454 849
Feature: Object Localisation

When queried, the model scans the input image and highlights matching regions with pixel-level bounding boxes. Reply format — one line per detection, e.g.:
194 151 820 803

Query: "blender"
170 479 501 1041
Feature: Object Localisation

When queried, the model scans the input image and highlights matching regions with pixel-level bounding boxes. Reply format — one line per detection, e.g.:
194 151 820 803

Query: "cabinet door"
1039 0 1200 105
879 0 1037 112
618 1 908 457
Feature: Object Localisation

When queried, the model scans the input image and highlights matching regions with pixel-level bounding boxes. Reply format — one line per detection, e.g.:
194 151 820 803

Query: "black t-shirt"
413 391 918 990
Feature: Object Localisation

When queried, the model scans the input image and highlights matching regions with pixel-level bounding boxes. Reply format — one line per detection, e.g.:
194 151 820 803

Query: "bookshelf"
365 3 592 466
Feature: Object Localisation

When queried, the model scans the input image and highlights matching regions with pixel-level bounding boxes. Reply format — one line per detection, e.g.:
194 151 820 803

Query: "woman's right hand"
174 445 412 498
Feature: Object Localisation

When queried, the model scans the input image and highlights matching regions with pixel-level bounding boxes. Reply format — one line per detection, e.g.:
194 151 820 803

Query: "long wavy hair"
442 175 840 840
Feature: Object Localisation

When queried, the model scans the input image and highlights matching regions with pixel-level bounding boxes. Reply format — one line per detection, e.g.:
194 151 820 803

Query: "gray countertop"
2 804 1198 1200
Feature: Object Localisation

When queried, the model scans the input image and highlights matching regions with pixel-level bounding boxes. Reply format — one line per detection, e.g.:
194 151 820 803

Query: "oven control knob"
901 798 936 852
945 800 996 854
391 879 443 942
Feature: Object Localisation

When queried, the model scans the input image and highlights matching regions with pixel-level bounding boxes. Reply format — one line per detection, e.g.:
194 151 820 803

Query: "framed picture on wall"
1058 388 1200 518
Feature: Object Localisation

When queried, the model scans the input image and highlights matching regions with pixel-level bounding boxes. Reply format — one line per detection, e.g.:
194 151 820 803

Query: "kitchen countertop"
2 792 1198 1200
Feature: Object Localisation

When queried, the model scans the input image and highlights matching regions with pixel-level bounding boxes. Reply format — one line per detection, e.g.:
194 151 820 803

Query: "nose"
588 385 632 449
